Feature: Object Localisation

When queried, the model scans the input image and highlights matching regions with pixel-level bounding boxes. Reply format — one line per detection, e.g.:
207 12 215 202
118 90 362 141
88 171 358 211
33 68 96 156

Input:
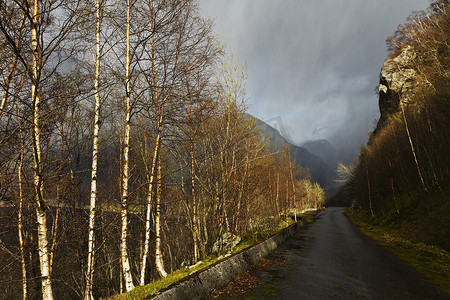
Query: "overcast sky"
199 0 429 157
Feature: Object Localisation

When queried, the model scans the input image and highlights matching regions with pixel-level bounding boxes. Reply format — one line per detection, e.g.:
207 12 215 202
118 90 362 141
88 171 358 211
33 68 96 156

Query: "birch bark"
31 0 54 298
120 0 135 291
85 0 102 297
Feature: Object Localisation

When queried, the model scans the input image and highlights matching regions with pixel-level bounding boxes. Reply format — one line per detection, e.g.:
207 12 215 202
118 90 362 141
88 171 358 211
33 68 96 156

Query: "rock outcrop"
375 45 426 133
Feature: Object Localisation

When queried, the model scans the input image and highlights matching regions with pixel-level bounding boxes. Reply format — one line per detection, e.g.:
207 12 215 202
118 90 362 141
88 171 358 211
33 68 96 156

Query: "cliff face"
375 45 424 133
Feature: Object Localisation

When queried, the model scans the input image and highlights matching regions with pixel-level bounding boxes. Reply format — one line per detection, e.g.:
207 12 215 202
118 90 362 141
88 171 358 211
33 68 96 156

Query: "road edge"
150 219 308 299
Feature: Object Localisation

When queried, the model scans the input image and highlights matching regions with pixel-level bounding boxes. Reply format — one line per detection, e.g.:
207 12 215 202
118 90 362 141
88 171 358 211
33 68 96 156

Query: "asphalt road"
224 207 449 299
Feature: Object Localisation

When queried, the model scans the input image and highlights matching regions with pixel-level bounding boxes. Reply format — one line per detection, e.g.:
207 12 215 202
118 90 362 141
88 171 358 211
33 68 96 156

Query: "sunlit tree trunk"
141 0 187 280
85 0 102 297
285 178 290 218
230 107 238 252
155 156 167 277
49 175 61 274
189 98 199 262
388 160 400 214
120 0 135 291
140 0 164 281
17 97 27 300
366 166 374 218
400 101 427 191
31 1 54 298
289 160 297 221
139 129 160 285
275 172 280 214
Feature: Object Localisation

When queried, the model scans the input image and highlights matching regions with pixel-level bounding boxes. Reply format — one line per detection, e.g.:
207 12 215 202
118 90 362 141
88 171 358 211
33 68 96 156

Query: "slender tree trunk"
388 160 400 214
187 92 200 262
142 0 180 279
285 178 290 221
275 172 280 214
139 131 160 285
120 0 135 291
289 160 297 222
191 129 199 262
236 151 249 235
200 212 207 257
49 180 60 274
366 166 375 218
31 1 54 298
85 1 102 297
230 108 238 252
401 102 427 191
17 98 27 300
155 156 167 278
0 11 24 120
50 139 66 276
139 24 169 279
18 158 27 300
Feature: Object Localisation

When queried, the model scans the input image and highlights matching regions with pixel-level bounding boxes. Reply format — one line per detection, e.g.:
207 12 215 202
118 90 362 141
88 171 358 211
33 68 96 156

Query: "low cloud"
200 0 428 158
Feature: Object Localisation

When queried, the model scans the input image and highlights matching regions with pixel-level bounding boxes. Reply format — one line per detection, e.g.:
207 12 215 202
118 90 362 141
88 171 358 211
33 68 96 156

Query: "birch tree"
85 0 104 298
30 1 54 297
138 0 216 282
119 0 136 291
0 1 83 298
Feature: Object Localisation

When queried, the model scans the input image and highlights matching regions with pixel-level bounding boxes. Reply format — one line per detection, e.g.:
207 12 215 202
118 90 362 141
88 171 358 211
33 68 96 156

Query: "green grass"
346 210 450 295
263 284 278 296
296 212 316 224
107 255 221 300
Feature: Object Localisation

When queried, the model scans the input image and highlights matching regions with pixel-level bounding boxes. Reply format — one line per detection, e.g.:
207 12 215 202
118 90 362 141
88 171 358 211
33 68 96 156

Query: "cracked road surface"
218 207 449 299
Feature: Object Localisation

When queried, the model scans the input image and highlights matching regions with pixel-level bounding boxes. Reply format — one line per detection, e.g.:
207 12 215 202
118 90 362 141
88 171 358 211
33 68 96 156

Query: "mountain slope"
301 139 339 170
248 115 335 188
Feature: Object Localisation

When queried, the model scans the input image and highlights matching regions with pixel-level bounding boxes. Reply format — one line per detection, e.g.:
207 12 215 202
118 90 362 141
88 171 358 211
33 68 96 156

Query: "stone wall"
151 219 307 299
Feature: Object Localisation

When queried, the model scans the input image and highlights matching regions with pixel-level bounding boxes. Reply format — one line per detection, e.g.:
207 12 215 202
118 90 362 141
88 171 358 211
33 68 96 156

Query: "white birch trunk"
17 99 27 300
31 1 54 298
191 139 199 262
401 102 427 191
139 132 160 285
120 0 135 291
190 100 199 262
85 0 102 298
155 158 167 278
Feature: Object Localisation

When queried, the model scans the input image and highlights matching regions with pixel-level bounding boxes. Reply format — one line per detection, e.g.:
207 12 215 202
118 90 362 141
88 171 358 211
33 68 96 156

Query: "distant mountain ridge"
248 115 336 188
301 139 339 170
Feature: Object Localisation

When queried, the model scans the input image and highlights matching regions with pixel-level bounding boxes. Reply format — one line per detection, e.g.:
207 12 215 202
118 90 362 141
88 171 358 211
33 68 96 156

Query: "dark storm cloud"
199 0 429 158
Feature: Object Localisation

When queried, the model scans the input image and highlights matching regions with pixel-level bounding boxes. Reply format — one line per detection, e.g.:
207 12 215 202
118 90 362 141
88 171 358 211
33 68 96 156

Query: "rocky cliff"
375 45 430 134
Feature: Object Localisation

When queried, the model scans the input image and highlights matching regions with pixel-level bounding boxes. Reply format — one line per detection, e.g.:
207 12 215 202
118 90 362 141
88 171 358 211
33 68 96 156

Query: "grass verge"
346 210 450 295
106 254 223 300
